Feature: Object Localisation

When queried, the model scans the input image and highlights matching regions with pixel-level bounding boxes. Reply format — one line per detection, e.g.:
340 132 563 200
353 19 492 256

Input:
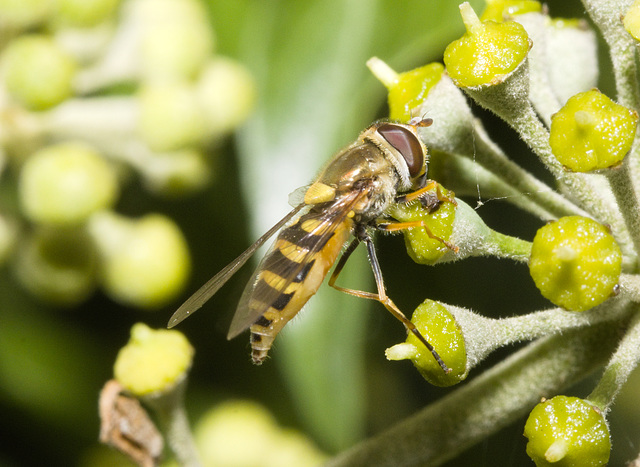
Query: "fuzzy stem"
620 273 640 301
327 319 625 467
581 0 640 110
144 379 202 467
605 162 640 270
466 80 634 258
485 229 532 260
471 122 590 219
588 308 640 411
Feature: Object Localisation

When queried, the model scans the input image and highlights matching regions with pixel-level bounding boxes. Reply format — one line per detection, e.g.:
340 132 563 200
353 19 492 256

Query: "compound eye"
378 123 424 177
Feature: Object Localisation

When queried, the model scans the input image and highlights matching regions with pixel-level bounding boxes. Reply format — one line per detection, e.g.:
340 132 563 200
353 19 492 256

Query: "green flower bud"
529 216 622 312
624 0 640 41
386 300 467 386
0 0 52 30
385 184 457 264
89 212 190 309
19 142 118 225
197 57 257 138
141 149 211 197
195 401 327 467
13 227 97 306
138 82 207 152
481 0 542 22
524 396 610 467
384 63 444 122
549 90 638 172
52 0 121 28
135 0 215 81
114 323 194 396
444 3 531 88
3 35 76 110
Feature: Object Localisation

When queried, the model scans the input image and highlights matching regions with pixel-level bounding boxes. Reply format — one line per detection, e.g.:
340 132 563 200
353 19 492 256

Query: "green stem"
486 229 532 260
605 162 640 270
588 307 640 411
327 318 626 467
144 379 202 467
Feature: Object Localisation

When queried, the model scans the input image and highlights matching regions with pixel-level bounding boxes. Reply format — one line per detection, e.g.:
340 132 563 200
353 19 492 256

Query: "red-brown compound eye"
378 123 424 177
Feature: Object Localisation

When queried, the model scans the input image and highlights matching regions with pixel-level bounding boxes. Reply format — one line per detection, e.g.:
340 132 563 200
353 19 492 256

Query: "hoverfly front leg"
328 230 451 374
396 179 457 213
389 180 459 252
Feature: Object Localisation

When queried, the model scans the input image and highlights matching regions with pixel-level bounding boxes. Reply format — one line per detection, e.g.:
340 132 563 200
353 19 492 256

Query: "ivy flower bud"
13 227 97 306
379 62 445 123
114 323 194 396
386 300 467 386
19 142 119 225
444 3 531 88
89 212 190 308
52 0 121 28
141 149 211 197
2 35 76 110
134 0 215 81
549 90 638 172
529 216 622 312
624 1 640 41
524 396 610 467
480 0 542 22
138 82 208 152
197 57 257 139
195 401 327 467
385 184 457 264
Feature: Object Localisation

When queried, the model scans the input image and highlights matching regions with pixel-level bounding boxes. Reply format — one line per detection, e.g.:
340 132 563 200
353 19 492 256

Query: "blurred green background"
2 0 640 466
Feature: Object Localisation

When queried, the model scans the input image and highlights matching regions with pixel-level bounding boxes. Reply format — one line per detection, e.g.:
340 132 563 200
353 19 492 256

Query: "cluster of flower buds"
102 324 325 466
365 0 640 464
0 0 255 308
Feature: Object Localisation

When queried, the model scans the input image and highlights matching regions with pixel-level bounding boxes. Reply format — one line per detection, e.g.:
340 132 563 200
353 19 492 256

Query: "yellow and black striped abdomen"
246 211 352 363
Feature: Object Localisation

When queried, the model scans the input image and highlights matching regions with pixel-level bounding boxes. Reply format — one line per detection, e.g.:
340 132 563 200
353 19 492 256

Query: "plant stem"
327 318 626 467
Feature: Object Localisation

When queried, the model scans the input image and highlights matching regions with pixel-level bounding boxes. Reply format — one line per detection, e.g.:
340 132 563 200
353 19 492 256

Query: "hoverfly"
168 117 456 371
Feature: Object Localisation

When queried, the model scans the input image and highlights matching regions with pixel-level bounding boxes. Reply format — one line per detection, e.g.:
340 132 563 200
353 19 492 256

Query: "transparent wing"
227 187 369 339
167 204 306 328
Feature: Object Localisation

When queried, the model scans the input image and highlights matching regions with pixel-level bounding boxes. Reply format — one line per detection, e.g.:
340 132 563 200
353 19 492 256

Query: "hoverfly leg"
377 220 459 253
328 232 451 374
396 180 457 212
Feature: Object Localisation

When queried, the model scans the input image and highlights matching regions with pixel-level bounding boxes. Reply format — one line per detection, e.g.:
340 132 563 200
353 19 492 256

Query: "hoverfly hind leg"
328 231 450 374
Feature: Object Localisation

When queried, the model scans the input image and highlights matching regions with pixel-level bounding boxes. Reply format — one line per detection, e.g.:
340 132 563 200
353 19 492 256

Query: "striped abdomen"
246 210 351 363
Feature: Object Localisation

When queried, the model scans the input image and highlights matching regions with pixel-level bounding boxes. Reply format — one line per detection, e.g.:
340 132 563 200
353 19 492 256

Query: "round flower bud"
19 142 118 225
444 3 531 88
624 1 640 41
0 0 52 30
141 149 211 197
2 35 76 110
386 63 444 122
549 89 638 172
197 57 256 138
480 0 542 22
90 212 190 309
386 300 467 387
13 227 97 306
135 0 215 81
385 184 457 265
524 396 610 467
529 216 622 312
195 401 326 467
114 323 194 396
138 82 208 152
52 0 121 28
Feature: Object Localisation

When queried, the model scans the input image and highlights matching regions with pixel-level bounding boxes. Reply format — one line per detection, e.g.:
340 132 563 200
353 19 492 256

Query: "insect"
168 117 456 371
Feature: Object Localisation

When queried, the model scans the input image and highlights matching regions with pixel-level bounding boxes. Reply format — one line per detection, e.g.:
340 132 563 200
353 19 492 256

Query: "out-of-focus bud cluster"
0 0 256 308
